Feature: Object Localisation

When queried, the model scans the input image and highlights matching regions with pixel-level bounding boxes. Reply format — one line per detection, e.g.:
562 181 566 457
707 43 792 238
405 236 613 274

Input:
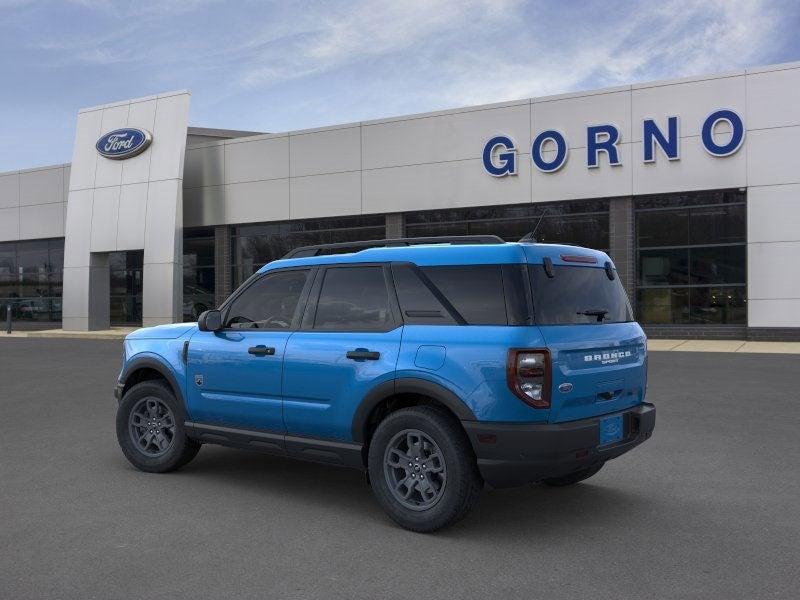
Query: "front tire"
368 406 482 532
116 380 200 473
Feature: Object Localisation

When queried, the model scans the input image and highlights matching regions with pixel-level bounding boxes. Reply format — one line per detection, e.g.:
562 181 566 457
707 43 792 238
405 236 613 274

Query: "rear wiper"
577 309 608 322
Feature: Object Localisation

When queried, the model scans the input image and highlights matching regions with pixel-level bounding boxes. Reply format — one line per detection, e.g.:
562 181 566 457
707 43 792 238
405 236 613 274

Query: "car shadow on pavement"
139 444 652 537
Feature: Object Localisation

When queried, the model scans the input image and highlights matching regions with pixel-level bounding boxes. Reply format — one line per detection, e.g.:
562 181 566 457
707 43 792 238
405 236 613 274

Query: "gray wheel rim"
128 397 176 457
383 429 447 511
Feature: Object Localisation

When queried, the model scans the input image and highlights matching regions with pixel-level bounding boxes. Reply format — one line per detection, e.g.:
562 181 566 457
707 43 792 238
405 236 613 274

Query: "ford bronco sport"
115 236 655 532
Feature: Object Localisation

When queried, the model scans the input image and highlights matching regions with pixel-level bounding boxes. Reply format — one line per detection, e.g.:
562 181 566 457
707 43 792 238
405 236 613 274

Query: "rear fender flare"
351 377 476 443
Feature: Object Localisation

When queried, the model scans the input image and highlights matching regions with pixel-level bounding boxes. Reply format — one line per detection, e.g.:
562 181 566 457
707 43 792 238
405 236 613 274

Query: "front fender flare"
119 354 186 409
351 377 476 443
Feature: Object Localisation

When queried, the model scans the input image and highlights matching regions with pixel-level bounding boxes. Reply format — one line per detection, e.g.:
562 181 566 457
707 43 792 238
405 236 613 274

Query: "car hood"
126 323 197 340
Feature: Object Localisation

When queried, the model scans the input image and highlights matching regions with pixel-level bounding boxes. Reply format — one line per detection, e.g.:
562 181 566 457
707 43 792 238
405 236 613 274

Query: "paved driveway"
0 338 797 599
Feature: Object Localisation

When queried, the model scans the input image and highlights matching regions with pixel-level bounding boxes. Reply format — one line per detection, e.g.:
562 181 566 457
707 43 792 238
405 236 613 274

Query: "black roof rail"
282 235 505 259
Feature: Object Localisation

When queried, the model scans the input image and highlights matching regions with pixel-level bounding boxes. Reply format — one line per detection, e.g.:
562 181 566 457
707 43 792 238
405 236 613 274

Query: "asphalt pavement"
0 338 798 599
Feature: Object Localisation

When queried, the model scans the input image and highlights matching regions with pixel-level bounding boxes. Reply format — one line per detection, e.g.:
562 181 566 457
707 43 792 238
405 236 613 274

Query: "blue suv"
115 235 655 532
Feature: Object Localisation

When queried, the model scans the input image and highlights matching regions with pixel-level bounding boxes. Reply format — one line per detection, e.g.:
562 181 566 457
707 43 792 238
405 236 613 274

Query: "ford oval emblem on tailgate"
558 382 573 393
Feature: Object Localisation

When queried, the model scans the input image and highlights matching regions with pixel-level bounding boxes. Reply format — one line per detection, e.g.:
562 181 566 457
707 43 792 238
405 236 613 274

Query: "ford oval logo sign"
96 128 152 160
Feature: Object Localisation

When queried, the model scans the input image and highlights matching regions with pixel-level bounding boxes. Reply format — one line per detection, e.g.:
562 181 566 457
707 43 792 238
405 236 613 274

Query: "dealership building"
1 60 799 339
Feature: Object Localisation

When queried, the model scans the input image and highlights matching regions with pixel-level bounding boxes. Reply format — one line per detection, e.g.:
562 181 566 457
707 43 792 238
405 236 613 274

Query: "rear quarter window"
420 265 507 325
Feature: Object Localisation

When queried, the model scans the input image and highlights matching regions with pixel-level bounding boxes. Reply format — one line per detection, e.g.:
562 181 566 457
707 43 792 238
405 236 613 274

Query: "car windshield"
529 264 633 325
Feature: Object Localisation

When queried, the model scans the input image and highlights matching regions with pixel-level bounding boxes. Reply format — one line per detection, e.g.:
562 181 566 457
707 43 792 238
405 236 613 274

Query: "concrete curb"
1 328 137 341
647 339 800 354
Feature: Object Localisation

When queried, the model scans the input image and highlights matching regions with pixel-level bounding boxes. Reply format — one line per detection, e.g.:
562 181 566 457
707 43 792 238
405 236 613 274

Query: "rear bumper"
462 403 655 489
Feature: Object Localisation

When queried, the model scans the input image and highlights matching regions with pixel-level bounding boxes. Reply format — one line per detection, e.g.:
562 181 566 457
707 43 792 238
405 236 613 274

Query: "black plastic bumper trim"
184 422 364 469
463 403 656 489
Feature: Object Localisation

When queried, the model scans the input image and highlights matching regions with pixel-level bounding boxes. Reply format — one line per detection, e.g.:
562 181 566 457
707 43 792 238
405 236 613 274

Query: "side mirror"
197 309 223 332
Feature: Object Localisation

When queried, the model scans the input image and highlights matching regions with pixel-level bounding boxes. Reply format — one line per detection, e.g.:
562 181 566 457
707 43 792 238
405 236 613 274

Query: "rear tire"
116 380 200 473
368 406 482 532
543 462 604 487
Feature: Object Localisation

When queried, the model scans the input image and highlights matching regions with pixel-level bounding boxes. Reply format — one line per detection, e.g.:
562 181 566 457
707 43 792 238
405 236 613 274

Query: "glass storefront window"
183 228 216 321
109 251 143 326
0 239 64 324
635 190 746 326
404 200 610 250
231 215 386 288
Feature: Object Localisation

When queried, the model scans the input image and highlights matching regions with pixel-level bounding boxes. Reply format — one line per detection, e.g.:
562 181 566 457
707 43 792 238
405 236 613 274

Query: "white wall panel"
184 185 225 228
0 173 19 209
534 90 632 147
291 171 361 219
533 144 632 202
747 184 800 243
632 139 747 195
363 103 530 169
116 183 148 250
225 178 290 224
363 158 530 214
61 267 90 319
748 241 800 299
631 75 746 141
746 68 800 130
225 136 289 183
89 186 120 252
121 100 157 185
69 109 103 191
19 202 64 240
94 104 129 189
748 299 800 327
290 126 360 177
149 93 191 182
20 167 64 206
184 144 224 188
142 262 181 324
143 179 181 264
63 189 93 268
0 207 19 240
746 126 800 186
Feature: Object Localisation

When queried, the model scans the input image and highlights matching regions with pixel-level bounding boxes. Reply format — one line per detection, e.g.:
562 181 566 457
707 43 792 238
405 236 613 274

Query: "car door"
186 267 314 431
282 264 403 441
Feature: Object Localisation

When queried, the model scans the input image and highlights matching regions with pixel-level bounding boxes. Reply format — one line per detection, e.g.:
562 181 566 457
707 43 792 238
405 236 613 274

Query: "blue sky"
1 0 798 171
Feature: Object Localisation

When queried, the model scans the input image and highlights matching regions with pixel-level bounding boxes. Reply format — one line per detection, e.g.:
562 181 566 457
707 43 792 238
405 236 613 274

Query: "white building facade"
1 61 798 339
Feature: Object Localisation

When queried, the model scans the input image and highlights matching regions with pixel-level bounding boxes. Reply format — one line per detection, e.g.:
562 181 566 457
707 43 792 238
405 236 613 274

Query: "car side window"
391 264 456 325
313 266 393 331
225 269 309 329
421 265 508 325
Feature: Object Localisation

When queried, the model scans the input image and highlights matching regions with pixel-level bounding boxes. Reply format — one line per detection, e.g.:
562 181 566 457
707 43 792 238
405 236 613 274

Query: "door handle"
248 345 276 356
346 349 380 360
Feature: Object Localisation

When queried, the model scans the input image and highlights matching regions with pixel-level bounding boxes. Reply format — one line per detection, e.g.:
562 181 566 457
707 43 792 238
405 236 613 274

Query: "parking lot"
0 337 798 600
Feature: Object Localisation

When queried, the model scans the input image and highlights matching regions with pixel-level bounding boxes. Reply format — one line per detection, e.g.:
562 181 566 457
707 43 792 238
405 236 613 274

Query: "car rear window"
529 264 633 325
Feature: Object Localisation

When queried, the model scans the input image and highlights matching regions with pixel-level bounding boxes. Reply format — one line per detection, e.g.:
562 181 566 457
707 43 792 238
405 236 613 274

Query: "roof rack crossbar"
282 235 505 259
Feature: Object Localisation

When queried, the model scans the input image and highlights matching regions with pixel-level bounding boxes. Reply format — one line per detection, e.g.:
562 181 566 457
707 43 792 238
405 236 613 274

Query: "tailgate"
539 322 647 423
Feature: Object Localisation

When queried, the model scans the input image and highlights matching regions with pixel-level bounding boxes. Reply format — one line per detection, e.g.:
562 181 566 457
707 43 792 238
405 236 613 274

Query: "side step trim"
185 421 364 469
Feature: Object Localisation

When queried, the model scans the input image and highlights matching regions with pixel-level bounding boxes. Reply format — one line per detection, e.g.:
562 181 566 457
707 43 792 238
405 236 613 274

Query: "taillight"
507 349 551 408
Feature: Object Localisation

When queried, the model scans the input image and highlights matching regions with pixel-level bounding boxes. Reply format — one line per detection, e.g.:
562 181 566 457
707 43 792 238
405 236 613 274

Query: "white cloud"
236 0 522 88
433 0 783 106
